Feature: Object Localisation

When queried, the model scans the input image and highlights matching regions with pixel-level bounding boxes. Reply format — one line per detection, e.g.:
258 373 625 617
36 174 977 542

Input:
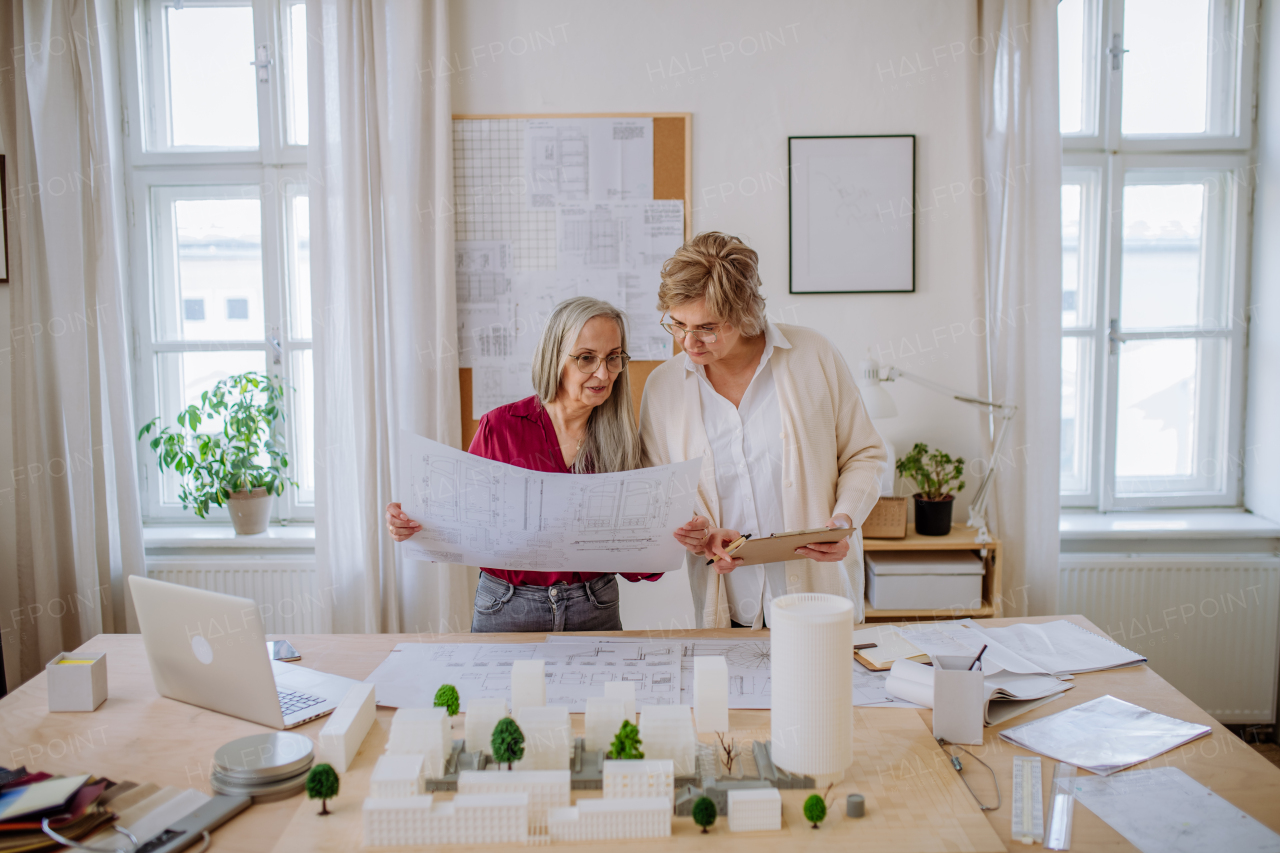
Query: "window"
124 0 313 521
1059 0 1256 509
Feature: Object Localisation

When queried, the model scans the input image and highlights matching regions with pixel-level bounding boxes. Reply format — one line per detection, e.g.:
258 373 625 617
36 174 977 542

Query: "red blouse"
468 395 662 587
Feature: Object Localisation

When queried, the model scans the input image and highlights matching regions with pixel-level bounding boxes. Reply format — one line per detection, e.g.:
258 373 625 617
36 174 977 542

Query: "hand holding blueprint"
399 432 702 573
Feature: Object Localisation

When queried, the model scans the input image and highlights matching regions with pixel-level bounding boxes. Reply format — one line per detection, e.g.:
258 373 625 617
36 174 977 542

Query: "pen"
706 533 752 566
968 644 988 671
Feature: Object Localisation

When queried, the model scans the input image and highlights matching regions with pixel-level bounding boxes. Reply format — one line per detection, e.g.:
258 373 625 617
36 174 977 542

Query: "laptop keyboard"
278 689 325 717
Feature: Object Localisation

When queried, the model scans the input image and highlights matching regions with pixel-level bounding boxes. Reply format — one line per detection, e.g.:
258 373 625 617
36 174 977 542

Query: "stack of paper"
998 694 1212 775
884 659 1072 725
897 619 1145 677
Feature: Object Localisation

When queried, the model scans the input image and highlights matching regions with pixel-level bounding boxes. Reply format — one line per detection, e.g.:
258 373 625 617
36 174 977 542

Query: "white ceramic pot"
228 487 273 535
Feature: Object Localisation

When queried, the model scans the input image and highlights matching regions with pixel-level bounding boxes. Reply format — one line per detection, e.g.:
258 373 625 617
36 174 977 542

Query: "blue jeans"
471 572 623 633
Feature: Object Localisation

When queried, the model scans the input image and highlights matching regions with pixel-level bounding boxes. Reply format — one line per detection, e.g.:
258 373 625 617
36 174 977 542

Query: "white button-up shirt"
687 323 792 629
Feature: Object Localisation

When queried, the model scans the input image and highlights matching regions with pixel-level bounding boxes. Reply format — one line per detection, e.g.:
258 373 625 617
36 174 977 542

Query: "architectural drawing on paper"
528 124 590 203
546 797 671 842
559 205 621 267
363 793 529 847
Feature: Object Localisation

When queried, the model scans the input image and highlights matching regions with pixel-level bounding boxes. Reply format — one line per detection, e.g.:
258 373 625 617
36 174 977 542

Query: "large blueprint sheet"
400 432 701 573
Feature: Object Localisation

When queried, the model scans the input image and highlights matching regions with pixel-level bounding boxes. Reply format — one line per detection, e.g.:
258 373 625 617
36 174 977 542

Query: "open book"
896 619 1146 678
884 659 1073 726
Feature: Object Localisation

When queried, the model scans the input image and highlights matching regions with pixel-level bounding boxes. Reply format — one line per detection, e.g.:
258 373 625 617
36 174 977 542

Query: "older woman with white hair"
641 232 888 629
386 296 657 632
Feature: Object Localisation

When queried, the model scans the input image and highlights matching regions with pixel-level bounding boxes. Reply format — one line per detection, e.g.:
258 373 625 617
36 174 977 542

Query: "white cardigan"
639 323 888 628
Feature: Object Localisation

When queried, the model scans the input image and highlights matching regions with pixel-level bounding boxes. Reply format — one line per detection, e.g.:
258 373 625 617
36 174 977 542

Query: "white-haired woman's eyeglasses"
569 352 630 374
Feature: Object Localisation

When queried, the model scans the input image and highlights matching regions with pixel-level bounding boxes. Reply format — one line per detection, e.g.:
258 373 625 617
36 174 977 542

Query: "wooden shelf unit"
862 526 1002 622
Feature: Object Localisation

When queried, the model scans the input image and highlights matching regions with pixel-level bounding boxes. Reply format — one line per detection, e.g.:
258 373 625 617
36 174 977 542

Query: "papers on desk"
1071 767 1280 853
897 619 1146 677
884 659 1072 725
998 694 1212 775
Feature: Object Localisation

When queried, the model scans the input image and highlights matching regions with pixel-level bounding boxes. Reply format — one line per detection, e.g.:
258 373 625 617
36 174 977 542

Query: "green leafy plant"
137 371 296 517
803 793 827 829
491 717 525 769
434 684 460 717
692 796 716 833
306 763 339 815
895 442 965 501
608 719 644 760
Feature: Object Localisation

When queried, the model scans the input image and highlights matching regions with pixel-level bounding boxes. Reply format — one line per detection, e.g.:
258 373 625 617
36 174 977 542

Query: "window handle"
1109 34 1129 71
1107 319 1130 355
269 332 284 365
251 45 273 84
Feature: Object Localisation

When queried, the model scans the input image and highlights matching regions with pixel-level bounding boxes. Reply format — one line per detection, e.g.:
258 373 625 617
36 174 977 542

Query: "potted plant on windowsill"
138 371 296 535
895 442 965 536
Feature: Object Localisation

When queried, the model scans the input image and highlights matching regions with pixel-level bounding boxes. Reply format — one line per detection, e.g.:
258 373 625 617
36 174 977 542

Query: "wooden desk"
2 616 1278 852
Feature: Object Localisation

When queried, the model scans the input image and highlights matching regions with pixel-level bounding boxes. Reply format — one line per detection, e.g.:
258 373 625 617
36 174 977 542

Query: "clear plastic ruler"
1011 755 1044 845
1045 761 1077 850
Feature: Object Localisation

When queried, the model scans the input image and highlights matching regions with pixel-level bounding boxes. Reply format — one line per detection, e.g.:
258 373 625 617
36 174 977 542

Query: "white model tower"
511 660 546 718
693 656 729 733
769 593 854 780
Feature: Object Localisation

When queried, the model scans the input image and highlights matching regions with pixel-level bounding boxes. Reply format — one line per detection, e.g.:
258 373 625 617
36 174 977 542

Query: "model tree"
305 763 339 816
491 717 525 769
433 684 460 716
609 719 644 759
692 796 717 834
803 793 827 829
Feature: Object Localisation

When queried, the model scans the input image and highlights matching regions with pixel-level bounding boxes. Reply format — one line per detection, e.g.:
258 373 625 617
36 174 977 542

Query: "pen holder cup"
46 651 108 712
931 654 983 746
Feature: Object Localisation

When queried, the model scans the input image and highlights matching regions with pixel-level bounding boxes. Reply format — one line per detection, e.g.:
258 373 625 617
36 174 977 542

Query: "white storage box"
865 551 984 610
46 651 108 712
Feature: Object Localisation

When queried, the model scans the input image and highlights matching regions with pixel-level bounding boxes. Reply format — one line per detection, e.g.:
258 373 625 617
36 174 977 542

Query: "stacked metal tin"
210 732 314 803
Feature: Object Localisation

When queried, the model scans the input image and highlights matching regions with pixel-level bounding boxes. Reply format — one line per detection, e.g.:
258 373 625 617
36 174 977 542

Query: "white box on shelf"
317 682 376 773
457 769 569 830
46 652 107 713
638 705 696 776
370 753 426 798
547 797 671 841
728 787 781 832
604 681 636 721
515 706 572 770
693 656 729 733
511 659 546 718
864 551 984 611
603 759 674 803
584 697 626 753
932 654 984 746
386 707 452 778
464 697 508 756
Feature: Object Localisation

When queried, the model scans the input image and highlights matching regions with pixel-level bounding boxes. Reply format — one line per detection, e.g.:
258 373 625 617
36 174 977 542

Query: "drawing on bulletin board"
453 113 692 443
788 135 915 294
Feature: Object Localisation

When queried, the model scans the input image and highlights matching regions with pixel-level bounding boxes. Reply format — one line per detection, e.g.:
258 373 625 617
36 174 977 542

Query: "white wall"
0 282 15 689
1246 0 1280 525
450 0 989 628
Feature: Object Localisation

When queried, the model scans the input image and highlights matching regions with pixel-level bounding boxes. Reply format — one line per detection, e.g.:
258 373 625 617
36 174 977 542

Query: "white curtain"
308 0 473 634
0 0 145 685
978 0 1063 616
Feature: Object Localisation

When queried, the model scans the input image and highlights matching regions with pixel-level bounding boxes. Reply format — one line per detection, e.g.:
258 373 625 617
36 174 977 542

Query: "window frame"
121 0 313 524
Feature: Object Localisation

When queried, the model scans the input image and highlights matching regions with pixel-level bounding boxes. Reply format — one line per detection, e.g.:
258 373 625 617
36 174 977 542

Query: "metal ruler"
1011 755 1044 845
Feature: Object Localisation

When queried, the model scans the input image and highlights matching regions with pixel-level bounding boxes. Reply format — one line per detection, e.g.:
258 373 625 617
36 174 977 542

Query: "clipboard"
724 527 853 567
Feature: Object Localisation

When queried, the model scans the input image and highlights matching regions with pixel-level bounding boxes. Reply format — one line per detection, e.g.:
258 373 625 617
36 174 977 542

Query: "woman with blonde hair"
386 297 657 631
641 232 888 628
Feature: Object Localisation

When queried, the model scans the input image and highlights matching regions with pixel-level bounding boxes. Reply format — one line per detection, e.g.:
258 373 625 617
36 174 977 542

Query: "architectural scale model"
464 697 508 758
546 797 672 842
511 659 547 718
769 593 855 780
369 753 426 798
638 705 696 776
602 759 675 803
363 793 530 846
583 697 627 752
604 680 636 720
728 788 782 832
386 707 452 778
693 656 729 733
316 682 376 773
516 706 573 770
456 770 570 831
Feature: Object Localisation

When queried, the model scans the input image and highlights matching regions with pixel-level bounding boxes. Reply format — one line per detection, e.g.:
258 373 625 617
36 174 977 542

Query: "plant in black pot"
138 371 296 535
895 442 965 536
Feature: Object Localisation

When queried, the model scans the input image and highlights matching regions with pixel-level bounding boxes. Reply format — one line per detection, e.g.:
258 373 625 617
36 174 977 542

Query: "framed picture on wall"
0 155 8 282
788 135 915 294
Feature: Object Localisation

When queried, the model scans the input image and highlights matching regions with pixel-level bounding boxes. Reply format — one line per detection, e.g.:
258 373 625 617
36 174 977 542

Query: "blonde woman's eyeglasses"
660 320 723 343
570 352 630 374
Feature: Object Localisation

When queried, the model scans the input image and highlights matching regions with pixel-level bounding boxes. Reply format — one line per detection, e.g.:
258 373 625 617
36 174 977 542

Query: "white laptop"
129 575 359 729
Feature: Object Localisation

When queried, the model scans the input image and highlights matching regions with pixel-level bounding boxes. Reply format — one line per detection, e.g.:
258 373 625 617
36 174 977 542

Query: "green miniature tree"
491 717 525 769
692 796 717 833
305 763 339 816
608 719 644 759
803 793 827 829
433 684 460 716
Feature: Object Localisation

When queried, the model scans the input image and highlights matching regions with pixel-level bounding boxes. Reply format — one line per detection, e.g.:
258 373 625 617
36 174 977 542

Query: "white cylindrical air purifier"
769 593 854 779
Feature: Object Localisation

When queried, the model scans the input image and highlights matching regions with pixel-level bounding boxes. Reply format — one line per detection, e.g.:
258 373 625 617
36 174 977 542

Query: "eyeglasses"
660 319 724 343
569 352 630 374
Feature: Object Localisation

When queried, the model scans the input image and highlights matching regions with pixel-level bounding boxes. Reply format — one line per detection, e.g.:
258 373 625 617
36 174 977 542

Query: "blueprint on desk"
399 432 702 573
364 642 682 710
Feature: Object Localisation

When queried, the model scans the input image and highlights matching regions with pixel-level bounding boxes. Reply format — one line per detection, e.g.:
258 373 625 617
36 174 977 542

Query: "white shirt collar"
683 321 792 374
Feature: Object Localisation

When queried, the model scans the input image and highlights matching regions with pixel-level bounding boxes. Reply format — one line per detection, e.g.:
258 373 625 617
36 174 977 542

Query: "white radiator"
1059 554 1280 724
145 558 323 634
